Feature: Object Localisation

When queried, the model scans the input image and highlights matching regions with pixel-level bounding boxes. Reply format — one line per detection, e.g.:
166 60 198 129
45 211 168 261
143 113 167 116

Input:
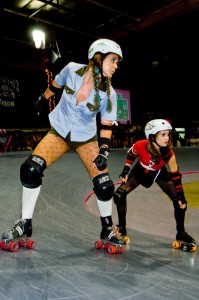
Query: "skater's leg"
114 184 127 235
2 133 69 240
77 141 122 244
114 175 140 235
21 186 41 219
157 180 195 243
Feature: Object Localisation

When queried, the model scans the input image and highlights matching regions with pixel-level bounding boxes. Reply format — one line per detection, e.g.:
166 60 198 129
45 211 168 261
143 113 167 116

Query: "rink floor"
0 147 199 300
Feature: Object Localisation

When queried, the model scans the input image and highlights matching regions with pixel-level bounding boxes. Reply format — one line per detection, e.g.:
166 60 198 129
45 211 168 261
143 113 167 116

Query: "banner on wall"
115 89 131 124
0 76 20 109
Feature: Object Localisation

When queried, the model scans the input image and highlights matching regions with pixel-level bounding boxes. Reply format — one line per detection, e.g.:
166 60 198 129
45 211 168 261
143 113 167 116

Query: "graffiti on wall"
0 77 20 109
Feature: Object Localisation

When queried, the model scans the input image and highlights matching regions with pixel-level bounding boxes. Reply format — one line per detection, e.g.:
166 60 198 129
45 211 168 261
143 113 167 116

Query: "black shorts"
129 161 170 188
48 127 97 151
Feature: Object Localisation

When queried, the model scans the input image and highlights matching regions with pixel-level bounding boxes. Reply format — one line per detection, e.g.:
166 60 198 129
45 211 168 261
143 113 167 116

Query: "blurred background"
0 0 199 148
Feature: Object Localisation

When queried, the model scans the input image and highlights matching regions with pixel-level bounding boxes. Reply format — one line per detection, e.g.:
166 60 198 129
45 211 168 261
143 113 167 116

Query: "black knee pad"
20 155 46 188
114 188 127 207
93 172 114 201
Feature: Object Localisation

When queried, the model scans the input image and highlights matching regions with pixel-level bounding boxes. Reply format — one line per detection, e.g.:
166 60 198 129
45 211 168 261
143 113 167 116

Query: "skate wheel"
26 239 36 249
0 240 19 252
104 242 110 249
94 240 103 249
172 241 180 249
9 241 20 252
123 236 130 245
18 239 26 247
0 240 6 250
191 244 197 252
107 245 117 254
182 243 197 252
116 246 124 254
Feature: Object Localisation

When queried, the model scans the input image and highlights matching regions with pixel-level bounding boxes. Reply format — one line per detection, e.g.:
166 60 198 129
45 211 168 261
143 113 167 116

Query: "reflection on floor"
0 148 199 300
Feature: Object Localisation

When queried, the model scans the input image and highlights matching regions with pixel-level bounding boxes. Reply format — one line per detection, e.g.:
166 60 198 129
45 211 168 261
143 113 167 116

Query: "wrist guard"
98 137 111 148
119 165 130 179
171 171 185 200
93 146 109 171
126 148 137 165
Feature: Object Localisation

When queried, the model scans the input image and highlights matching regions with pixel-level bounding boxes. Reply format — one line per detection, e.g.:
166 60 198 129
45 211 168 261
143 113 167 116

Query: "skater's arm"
93 119 112 171
34 80 63 114
168 155 187 209
118 146 138 183
43 80 63 100
119 165 131 183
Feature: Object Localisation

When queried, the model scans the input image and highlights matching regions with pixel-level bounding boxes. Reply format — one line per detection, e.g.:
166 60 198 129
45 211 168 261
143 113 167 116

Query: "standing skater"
2 38 123 244
114 119 196 246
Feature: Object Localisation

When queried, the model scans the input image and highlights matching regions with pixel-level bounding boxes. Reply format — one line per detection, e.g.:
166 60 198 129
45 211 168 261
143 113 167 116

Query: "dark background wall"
0 6 199 130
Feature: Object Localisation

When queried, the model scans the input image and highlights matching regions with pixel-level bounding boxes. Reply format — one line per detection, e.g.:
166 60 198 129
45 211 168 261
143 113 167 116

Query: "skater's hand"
177 193 187 209
178 200 187 209
93 146 109 171
119 165 130 183
34 93 49 116
174 195 187 209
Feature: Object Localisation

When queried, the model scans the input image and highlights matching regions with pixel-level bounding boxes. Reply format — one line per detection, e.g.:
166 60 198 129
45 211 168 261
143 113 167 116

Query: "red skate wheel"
116 246 124 254
104 242 110 249
0 240 7 250
18 239 26 247
8 241 19 252
26 239 36 249
107 245 117 254
94 240 103 249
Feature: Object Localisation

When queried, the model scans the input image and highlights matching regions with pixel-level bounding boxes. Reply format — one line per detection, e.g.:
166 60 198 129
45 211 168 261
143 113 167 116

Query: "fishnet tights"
33 133 107 178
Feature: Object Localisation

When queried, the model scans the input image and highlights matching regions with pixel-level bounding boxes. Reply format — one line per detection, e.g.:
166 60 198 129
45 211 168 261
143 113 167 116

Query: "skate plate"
94 239 125 254
0 238 36 252
172 240 197 252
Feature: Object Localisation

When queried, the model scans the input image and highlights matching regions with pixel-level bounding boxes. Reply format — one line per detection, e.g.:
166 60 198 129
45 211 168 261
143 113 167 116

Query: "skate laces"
12 219 26 236
108 225 122 240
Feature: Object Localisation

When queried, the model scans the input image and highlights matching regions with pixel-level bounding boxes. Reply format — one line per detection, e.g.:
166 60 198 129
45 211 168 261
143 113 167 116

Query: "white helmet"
88 38 123 60
145 119 172 139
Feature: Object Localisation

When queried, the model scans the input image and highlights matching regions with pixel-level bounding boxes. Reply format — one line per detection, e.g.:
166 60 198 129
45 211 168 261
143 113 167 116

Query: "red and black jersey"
126 140 174 171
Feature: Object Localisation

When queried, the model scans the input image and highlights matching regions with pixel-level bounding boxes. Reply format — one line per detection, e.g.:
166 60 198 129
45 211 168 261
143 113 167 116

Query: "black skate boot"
100 225 123 245
2 219 32 241
173 231 197 252
117 225 131 245
176 231 195 244
117 225 127 236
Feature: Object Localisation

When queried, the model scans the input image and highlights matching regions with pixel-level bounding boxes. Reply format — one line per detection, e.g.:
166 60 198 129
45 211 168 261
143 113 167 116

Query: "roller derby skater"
114 119 196 252
1 38 124 252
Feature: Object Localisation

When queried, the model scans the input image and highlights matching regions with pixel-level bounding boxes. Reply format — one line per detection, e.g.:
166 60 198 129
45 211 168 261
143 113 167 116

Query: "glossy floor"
0 147 199 300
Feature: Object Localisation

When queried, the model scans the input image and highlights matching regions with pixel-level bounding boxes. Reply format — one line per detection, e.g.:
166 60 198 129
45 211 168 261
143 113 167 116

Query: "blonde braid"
93 66 101 108
90 54 113 112
106 78 112 112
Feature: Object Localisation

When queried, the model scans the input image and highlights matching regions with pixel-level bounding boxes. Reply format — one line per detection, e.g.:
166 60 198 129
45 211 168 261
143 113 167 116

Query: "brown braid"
90 53 112 112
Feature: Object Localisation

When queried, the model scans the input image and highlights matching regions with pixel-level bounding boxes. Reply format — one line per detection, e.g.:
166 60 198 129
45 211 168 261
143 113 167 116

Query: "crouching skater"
114 119 196 248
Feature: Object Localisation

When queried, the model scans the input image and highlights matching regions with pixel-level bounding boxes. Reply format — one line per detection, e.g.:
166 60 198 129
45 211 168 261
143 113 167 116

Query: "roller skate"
0 219 36 252
94 225 125 254
117 225 130 245
172 231 197 252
